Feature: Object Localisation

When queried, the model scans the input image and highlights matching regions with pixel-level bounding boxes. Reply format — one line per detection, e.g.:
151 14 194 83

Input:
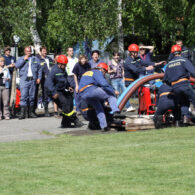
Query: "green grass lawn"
0 127 195 195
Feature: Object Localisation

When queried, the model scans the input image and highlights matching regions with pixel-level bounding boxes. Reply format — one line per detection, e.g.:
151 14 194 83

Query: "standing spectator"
139 44 165 75
73 55 91 111
73 55 91 93
66 47 78 88
168 39 191 62
37 46 54 117
0 57 11 120
108 52 135 112
15 46 42 120
3 46 15 76
139 44 154 64
89 50 102 69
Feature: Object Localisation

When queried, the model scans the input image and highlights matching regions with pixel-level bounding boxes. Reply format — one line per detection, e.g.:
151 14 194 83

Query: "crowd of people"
0 40 195 131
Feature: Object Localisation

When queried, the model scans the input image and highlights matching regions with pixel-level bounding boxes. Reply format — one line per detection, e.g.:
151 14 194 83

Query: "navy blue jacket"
124 56 154 80
164 56 195 85
15 56 42 81
45 64 70 96
38 56 54 78
168 46 192 62
79 69 115 96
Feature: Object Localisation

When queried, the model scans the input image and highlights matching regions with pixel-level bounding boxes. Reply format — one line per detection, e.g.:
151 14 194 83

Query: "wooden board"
125 115 155 131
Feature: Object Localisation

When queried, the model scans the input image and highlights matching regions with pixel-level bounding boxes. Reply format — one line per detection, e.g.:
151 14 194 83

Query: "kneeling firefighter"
45 55 83 128
78 62 121 131
78 98 114 130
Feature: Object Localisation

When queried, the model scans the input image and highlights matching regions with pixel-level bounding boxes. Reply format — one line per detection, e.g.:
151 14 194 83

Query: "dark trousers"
53 91 74 115
173 83 195 116
34 77 50 109
155 98 179 120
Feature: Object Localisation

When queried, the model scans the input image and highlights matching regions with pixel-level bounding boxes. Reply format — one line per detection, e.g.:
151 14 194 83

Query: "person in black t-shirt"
73 55 91 93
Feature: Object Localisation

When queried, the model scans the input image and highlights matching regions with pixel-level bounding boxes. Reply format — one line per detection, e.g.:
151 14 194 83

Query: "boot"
61 116 71 128
153 115 163 129
19 106 26 120
29 106 38 118
88 121 101 130
101 127 110 132
71 114 84 128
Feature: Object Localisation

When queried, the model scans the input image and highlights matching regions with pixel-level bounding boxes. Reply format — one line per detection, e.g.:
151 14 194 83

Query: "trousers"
80 86 119 128
20 80 36 106
173 83 195 116
0 86 10 118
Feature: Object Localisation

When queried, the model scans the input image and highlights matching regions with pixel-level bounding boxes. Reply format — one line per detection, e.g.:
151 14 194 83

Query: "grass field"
0 126 195 195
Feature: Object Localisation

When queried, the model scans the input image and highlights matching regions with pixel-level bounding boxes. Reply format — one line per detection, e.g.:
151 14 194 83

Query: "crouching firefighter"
164 44 195 125
78 62 121 132
78 98 114 130
153 83 179 129
45 55 83 128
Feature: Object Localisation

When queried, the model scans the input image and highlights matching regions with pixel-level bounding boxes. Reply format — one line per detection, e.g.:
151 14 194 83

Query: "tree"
46 0 118 52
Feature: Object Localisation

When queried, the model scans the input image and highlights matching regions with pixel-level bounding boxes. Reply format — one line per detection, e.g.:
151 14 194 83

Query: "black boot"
61 116 71 128
101 127 110 132
71 114 84 128
19 106 26 120
29 106 38 118
153 115 163 129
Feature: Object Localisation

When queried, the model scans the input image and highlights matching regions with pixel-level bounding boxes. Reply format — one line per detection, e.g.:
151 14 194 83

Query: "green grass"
0 127 195 195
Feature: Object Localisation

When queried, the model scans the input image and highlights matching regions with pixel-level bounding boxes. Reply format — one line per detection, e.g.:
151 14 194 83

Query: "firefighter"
168 39 192 62
36 46 54 117
124 44 163 87
15 46 42 120
153 83 179 129
45 55 83 128
78 62 120 131
164 44 195 123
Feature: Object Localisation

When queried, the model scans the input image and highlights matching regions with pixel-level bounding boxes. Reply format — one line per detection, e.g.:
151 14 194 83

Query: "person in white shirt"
66 47 78 88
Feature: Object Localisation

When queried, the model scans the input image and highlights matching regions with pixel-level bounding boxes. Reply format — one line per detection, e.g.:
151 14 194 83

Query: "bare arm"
74 74 79 93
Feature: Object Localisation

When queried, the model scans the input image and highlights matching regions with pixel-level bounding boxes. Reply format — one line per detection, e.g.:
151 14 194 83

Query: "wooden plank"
125 115 155 131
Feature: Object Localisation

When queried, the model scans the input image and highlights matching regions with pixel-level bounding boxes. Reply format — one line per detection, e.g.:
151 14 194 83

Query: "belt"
160 92 174 97
171 78 188 85
27 77 34 81
125 78 134 81
81 107 93 112
79 84 93 93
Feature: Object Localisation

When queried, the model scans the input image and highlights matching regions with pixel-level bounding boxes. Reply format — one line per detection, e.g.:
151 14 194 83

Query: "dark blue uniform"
168 46 192 62
79 69 119 129
15 56 41 107
155 84 178 117
124 56 154 86
45 64 80 127
164 56 195 117
37 55 54 110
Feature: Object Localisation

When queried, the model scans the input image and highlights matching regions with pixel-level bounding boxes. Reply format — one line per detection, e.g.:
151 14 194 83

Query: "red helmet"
97 62 108 72
171 45 182 53
128 44 139 52
57 55 68 64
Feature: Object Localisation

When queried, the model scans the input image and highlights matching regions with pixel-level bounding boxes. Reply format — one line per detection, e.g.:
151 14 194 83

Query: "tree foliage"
0 0 194 54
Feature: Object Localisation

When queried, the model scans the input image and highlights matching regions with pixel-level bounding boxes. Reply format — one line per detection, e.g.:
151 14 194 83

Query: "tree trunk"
117 0 124 56
30 0 41 54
